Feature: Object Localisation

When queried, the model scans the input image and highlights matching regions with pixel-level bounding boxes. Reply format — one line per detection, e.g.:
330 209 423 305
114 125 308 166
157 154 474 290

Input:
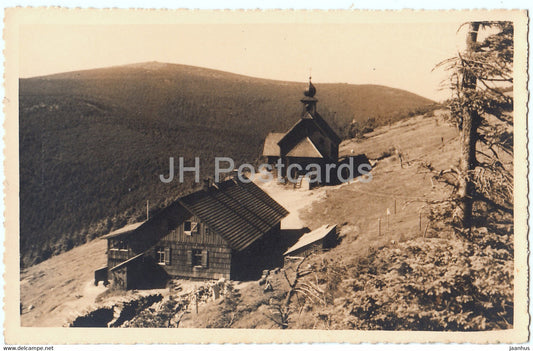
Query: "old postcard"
2 8 529 344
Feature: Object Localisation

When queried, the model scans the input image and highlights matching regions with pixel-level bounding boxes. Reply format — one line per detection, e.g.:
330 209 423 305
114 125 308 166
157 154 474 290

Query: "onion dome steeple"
304 76 316 97
301 76 318 116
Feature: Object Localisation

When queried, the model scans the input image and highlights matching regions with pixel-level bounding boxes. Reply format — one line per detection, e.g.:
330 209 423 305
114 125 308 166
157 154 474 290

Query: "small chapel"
262 78 343 184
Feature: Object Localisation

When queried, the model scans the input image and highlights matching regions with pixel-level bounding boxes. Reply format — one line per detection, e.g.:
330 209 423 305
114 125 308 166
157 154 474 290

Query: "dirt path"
257 180 328 229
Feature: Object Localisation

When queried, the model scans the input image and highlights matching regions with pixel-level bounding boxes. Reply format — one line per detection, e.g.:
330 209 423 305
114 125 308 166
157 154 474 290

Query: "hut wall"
267 156 280 165
337 154 371 182
147 209 233 280
230 223 282 281
147 242 232 280
125 257 168 289
107 239 131 271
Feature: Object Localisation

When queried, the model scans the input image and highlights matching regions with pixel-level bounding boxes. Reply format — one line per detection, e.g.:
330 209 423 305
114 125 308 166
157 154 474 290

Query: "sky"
19 19 483 101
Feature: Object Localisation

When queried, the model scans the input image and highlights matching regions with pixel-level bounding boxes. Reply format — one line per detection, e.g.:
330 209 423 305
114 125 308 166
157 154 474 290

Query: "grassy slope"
20 239 107 327
19 62 435 267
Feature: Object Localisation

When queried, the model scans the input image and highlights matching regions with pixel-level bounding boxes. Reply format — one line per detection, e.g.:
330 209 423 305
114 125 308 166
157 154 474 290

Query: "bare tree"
264 255 324 329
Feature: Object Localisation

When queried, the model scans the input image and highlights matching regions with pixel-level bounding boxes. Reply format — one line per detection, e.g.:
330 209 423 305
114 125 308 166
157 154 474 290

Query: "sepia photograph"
2 7 529 345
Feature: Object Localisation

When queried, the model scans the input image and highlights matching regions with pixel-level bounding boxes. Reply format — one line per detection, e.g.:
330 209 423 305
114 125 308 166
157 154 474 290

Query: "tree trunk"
456 22 480 230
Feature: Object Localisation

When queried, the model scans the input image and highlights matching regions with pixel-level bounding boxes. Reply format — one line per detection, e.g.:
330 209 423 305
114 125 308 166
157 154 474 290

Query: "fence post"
419 211 422 232
378 218 381 236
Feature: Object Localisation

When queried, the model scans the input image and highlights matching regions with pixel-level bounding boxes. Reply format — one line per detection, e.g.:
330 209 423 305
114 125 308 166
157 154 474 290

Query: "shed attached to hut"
283 224 337 260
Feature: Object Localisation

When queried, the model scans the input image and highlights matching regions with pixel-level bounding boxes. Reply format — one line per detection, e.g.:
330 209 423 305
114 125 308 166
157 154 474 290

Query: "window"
156 247 166 265
192 249 203 267
188 249 208 268
111 240 128 251
156 247 171 266
184 220 199 235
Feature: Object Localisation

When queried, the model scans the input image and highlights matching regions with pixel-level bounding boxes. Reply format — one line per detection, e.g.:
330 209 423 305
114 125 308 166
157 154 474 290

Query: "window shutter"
164 247 171 265
201 250 209 268
186 250 193 266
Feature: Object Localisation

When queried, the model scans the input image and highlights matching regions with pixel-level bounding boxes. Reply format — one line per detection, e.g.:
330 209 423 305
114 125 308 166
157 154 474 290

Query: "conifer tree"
436 21 513 231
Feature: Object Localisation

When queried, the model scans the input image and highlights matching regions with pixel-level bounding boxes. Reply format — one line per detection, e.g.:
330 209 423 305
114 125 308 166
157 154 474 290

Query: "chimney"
146 200 149 220
203 177 213 190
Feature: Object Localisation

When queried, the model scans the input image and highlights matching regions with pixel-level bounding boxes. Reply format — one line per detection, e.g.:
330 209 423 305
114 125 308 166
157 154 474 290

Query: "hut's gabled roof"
178 177 289 251
101 221 147 239
101 178 288 253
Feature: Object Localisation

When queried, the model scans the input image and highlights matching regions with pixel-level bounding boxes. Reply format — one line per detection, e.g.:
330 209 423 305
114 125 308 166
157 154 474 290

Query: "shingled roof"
284 224 337 256
101 221 147 239
101 178 288 252
178 178 289 251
